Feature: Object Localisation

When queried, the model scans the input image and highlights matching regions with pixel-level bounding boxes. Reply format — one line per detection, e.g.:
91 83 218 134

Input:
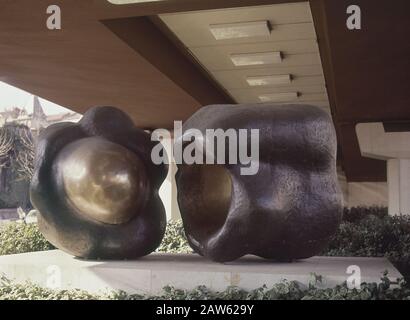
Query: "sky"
0 81 74 115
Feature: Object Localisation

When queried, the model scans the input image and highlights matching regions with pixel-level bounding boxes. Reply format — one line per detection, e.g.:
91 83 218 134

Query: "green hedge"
156 220 192 254
1 274 409 300
0 223 54 256
0 220 191 256
322 209 410 279
341 206 388 223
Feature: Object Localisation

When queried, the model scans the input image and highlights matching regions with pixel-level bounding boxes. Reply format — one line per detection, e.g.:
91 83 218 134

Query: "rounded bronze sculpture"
176 104 343 262
30 106 167 259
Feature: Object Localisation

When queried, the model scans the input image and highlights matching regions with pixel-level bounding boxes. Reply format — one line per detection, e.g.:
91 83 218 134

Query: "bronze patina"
31 103 342 263
56 137 149 225
30 106 167 259
175 104 343 262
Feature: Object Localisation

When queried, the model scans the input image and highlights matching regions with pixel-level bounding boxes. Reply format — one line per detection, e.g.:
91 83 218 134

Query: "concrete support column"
387 159 410 215
356 122 410 215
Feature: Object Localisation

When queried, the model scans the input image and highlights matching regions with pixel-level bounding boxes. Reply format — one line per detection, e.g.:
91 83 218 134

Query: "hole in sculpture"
178 164 232 243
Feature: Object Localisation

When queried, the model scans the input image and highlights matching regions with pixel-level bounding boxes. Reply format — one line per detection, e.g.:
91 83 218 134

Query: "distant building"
31 96 48 131
0 95 81 132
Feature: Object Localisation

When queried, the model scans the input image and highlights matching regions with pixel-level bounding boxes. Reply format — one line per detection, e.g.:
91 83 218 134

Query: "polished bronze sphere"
55 137 149 225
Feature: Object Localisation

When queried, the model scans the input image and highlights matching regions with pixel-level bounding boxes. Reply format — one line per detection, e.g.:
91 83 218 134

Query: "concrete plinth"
0 250 402 294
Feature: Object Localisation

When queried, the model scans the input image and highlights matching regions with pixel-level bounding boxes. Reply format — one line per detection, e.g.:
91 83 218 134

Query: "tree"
14 126 35 181
0 124 34 210
0 124 35 182
0 126 13 171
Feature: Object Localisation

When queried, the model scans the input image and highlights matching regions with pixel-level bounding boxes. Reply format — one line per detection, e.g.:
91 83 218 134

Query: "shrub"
156 219 192 254
1 274 410 300
0 277 103 300
0 223 54 256
342 206 388 223
322 210 410 279
0 219 193 256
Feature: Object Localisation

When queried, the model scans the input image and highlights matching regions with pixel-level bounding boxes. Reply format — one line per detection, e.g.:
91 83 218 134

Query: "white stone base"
0 250 402 295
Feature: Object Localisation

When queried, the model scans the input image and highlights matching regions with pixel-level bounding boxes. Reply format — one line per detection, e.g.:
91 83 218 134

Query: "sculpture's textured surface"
30 106 167 259
176 104 343 262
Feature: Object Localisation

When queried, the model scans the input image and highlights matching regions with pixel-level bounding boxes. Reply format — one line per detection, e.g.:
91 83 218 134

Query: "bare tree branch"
0 127 14 169
0 124 35 180
15 126 35 181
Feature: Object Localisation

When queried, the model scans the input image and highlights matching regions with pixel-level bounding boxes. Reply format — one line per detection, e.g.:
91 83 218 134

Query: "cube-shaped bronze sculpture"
175 104 343 262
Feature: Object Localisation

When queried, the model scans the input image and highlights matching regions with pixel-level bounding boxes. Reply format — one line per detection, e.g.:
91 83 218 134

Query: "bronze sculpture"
30 106 167 259
31 103 342 263
175 104 343 262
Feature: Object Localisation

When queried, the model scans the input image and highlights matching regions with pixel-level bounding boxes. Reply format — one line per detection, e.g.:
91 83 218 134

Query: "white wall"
157 136 181 221
338 168 388 208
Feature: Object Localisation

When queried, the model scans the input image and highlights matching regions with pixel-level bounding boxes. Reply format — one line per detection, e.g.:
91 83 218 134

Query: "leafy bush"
0 220 193 257
112 274 410 300
322 208 410 279
156 220 192 254
1 274 409 300
0 223 54 256
341 206 388 223
0 276 103 300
